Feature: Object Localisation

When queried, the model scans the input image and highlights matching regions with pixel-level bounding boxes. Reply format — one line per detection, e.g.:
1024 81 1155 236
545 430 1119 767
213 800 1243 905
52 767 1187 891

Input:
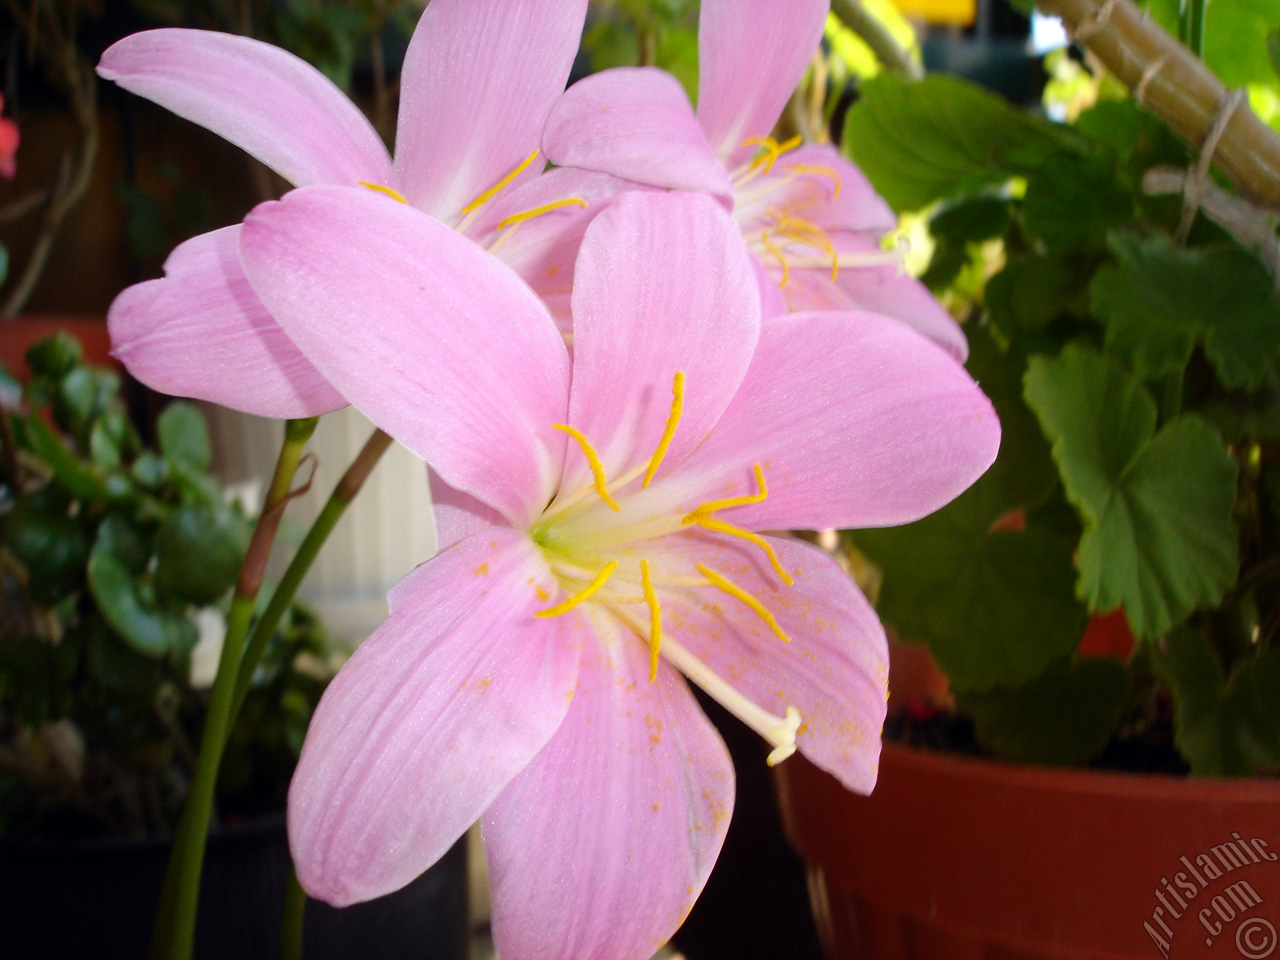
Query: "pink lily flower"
541 0 969 361
0 94 18 180
238 185 999 958
96 0 614 418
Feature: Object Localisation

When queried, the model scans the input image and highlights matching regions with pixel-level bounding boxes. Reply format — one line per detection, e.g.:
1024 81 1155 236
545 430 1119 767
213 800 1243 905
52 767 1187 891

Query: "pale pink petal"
483 626 733 960
696 0 829 161
750 228 968 362
828 233 969 362
289 531 582 906
543 67 732 200
107 226 345 417
562 191 759 495
648 532 887 793
464 167 636 331
428 469 506 554
735 143 895 235
97 29 392 189
394 0 589 219
240 185 569 526
675 311 999 530
754 254 789 319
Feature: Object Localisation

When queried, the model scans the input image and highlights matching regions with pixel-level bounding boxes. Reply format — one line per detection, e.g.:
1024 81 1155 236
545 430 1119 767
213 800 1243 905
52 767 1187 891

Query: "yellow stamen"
460 149 540 215
783 163 842 197
696 564 791 644
640 559 663 682
686 516 794 586
497 197 588 230
643 372 685 488
685 463 769 520
741 136 780 173
534 561 618 618
775 135 803 155
774 214 840 282
759 229 790 288
554 424 621 511
359 181 408 203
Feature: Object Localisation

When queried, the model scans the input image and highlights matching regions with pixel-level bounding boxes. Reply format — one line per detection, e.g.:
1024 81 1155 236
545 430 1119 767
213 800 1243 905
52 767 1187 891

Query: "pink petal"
464 167 636 331
696 0 829 161
107 226 345 417
676 311 1000 530
650 531 887 793
240 185 570 526
828 234 970 362
483 628 733 960
543 67 732 200
562 191 760 495
289 531 582 906
428 469 506 554
735 143 896 235
97 29 392 189
393 0 589 219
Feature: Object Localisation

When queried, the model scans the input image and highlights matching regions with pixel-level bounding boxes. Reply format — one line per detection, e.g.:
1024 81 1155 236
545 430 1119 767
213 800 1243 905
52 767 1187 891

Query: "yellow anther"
640 559 663 682
759 229 790 287
554 424 622 511
685 463 769 520
775 135 803 155
783 163 842 197
497 197 588 230
359 181 408 203
774 214 840 282
696 564 791 644
741 136 781 173
686 516 794 586
460 149 540 215
643 372 685 489
534 561 618 618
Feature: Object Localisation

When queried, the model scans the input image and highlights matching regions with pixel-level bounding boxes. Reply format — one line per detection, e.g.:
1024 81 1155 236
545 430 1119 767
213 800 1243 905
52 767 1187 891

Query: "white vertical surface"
202 404 437 646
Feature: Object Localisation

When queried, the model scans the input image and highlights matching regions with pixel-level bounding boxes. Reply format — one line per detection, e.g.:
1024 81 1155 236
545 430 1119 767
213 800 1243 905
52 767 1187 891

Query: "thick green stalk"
281 866 307 960
151 417 319 960
1180 0 1206 58
230 428 393 718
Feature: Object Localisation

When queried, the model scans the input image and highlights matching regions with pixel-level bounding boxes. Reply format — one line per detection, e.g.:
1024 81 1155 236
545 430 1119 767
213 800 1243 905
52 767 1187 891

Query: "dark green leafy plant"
0 334 330 836
841 70 1280 775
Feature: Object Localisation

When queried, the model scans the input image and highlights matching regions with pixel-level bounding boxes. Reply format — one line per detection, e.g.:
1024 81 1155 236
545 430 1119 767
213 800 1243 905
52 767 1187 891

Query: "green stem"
281 866 307 960
1180 0 1206 58
151 417 319 960
229 428 393 719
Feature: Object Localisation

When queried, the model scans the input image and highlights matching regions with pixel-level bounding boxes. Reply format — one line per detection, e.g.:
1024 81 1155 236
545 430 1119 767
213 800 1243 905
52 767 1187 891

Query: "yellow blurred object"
888 0 976 26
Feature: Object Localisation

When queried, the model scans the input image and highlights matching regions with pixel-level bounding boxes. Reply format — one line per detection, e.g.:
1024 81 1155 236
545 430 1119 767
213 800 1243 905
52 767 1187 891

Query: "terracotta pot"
0 314 116 377
774 744 1280 960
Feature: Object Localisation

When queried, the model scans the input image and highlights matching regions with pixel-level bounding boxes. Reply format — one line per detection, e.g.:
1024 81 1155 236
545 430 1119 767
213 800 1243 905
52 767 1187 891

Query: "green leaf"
157 402 211 472
87 531 197 659
958 657 1130 765
153 503 250 605
986 254 1082 334
841 73 1075 211
924 197 1012 290
20 415 111 501
1156 629 1280 775
1143 0 1280 87
23 333 82 379
58 367 120 438
1091 233 1280 389
0 489 91 605
854 514 1086 692
1021 154 1131 252
94 513 150 572
1025 347 1239 636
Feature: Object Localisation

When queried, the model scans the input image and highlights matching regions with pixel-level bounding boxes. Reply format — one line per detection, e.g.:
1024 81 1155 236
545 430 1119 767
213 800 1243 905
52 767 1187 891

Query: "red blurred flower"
0 94 18 179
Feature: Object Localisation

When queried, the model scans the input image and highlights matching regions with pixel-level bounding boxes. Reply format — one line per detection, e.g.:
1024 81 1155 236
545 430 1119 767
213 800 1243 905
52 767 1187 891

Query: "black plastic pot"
0 815 468 960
